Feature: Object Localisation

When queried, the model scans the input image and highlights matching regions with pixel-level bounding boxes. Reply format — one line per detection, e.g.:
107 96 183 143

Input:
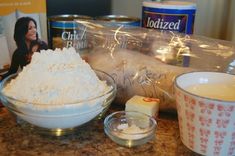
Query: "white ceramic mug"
174 72 235 156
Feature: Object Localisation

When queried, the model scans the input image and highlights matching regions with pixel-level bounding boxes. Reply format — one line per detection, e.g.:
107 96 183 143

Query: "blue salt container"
142 1 196 34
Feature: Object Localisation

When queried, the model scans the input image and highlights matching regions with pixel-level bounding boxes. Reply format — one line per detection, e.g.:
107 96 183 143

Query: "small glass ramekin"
104 111 157 147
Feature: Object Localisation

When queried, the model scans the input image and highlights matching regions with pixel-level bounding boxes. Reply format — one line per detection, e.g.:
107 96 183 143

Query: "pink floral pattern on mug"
200 128 210 137
214 131 227 139
200 144 207 154
200 137 208 144
178 116 184 141
199 101 215 114
184 95 196 110
216 119 229 128
185 110 195 122
228 147 235 156
228 140 235 156
187 122 195 149
232 132 235 140
199 128 210 154
214 149 221 156
186 122 195 132
188 138 194 149
199 116 212 127
214 140 223 146
217 105 234 117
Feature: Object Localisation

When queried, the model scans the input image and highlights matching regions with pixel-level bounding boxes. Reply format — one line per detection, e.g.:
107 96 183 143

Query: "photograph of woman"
0 16 48 81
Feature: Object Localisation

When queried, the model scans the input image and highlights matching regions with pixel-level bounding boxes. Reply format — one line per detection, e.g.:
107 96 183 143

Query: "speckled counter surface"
0 105 201 156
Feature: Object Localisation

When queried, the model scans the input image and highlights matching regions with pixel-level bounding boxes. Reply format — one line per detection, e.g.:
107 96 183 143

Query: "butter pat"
125 95 160 117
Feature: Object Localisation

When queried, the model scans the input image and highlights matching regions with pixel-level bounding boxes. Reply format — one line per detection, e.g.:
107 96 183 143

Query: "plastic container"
142 1 196 34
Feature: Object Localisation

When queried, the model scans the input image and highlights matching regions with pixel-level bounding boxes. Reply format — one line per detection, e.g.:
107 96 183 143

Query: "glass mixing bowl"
0 70 116 136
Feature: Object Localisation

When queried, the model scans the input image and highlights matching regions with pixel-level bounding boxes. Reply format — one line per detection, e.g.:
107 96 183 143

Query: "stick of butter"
125 95 160 117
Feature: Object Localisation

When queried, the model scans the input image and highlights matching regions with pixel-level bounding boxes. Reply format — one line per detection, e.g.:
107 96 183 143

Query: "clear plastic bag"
74 20 235 111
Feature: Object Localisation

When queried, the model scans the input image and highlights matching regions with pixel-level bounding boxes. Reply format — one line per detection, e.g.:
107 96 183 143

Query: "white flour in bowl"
3 47 111 105
1 47 114 129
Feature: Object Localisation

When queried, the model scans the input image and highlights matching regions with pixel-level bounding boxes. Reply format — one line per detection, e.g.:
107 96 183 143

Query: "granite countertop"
0 105 201 156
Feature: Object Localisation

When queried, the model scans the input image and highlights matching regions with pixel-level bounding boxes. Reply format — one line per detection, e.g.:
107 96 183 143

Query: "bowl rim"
104 111 157 136
174 71 235 103
0 69 117 106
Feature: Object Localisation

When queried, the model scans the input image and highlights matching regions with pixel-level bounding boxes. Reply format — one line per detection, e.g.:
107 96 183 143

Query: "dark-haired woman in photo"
0 17 48 81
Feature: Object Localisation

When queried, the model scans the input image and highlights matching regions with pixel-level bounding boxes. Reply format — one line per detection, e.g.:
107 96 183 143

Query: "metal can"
95 15 141 27
48 14 92 50
142 1 196 34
